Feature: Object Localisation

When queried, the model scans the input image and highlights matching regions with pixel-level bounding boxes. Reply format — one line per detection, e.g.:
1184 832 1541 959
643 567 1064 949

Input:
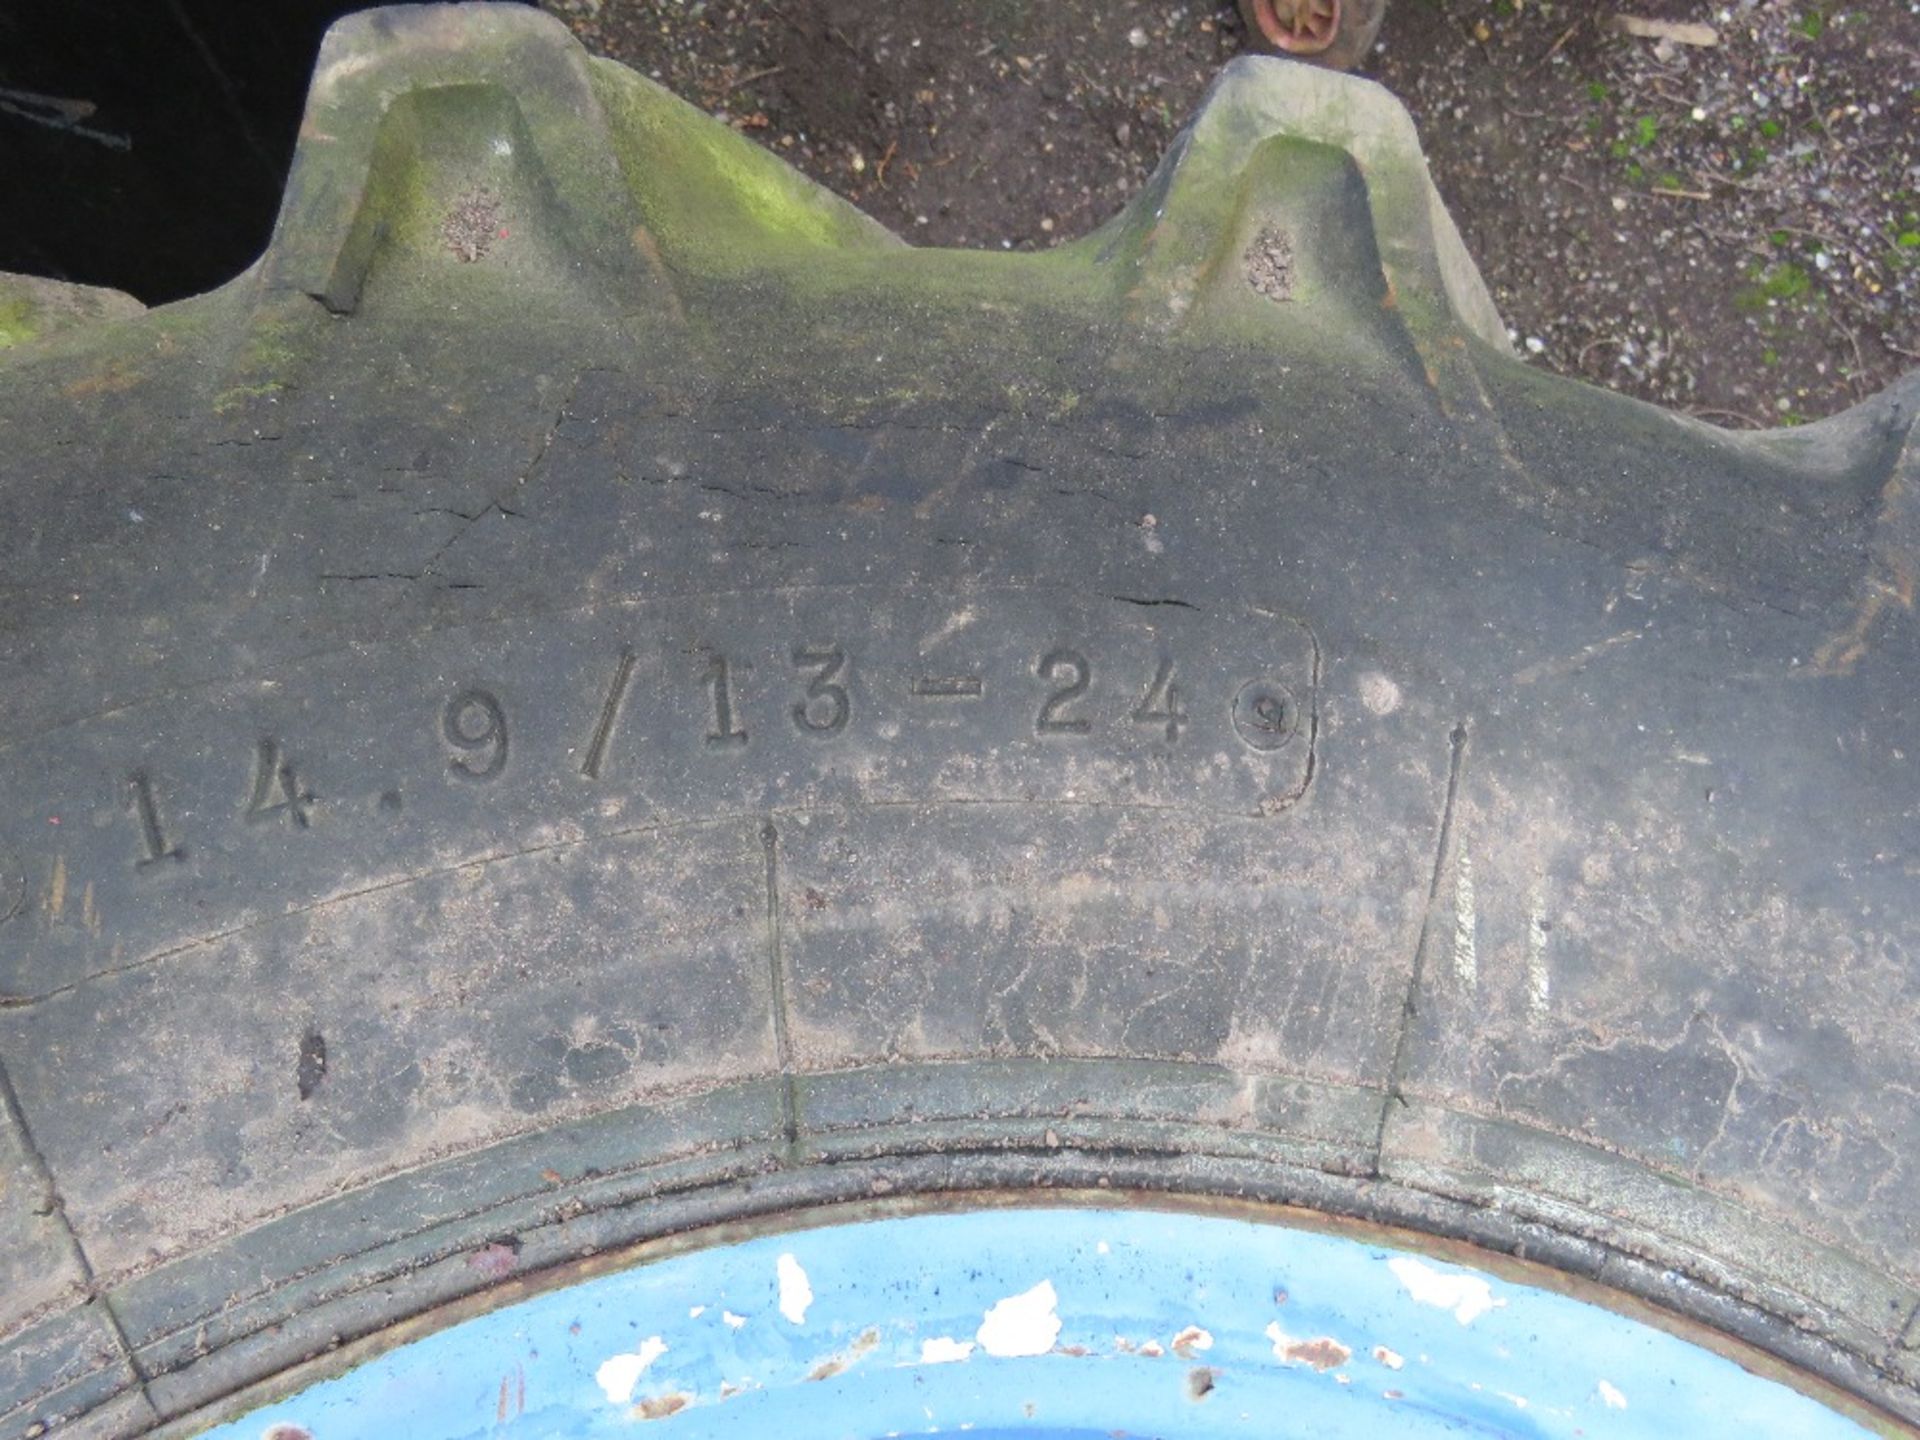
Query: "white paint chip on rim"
919 1337 976 1364
594 1337 668 1404
1386 1256 1504 1325
1171 1325 1214 1354
977 1280 1062 1357
722 1310 748 1329
1598 1379 1628 1409
776 1253 814 1325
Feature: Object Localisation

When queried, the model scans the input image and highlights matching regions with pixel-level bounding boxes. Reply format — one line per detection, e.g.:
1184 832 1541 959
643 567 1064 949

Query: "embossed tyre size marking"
1 6 1917 1440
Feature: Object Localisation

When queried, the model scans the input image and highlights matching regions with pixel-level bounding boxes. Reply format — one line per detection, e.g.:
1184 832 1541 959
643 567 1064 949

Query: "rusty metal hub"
1247 0 1343 54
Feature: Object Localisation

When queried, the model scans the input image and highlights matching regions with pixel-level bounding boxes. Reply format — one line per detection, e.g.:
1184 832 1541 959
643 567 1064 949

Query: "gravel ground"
544 0 1918 423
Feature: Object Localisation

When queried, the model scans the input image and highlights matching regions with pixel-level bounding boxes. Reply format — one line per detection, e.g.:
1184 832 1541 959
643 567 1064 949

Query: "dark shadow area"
0 0 526 304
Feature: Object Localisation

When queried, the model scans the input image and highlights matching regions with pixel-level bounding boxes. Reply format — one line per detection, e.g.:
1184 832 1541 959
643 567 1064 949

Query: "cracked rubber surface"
1 6 1919 1436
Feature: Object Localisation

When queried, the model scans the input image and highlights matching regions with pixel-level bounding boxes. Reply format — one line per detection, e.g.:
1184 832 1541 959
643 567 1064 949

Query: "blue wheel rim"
201 1202 1887 1439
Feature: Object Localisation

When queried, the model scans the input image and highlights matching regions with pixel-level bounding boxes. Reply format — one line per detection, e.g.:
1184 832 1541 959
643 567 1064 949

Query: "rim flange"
182 1192 1895 1440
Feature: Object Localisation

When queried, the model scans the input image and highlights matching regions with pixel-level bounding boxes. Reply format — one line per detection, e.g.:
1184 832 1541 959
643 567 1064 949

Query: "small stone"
1525 336 1546 354
1245 226 1295 302
441 188 503 263
1127 25 1148 48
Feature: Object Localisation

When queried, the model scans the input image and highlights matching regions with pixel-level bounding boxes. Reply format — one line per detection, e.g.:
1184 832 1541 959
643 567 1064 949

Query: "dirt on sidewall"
544 0 1918 425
